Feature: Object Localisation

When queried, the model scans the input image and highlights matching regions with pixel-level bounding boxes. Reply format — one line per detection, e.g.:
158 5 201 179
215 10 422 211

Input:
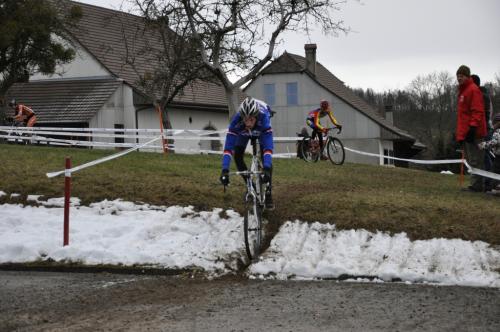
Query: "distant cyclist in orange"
9 99 37 127
306 100 342 158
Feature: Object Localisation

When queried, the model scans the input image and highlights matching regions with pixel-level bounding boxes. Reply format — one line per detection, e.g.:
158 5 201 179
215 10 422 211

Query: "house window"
384 149 394 165
263 83 276 105
286 82 298 105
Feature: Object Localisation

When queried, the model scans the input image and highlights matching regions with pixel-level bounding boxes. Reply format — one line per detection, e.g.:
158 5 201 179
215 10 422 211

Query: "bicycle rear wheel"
243 200 262 261
301 137 319 163
326 137 345 165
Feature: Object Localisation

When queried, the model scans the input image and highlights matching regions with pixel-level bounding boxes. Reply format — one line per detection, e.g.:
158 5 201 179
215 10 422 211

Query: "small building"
244 44 425 165
5 1 229 152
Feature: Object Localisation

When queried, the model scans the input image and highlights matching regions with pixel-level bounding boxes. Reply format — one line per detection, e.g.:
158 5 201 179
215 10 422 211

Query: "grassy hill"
0 144 499 245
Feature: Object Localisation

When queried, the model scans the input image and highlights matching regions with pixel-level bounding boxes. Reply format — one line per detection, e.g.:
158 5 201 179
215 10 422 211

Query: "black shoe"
265 191 275 210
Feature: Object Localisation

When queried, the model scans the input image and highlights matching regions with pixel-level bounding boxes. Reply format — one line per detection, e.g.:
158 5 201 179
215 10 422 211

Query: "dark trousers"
484 150 494 190
492 155 500 189
484 129 494 190
311 129 324 150
464 139 485 191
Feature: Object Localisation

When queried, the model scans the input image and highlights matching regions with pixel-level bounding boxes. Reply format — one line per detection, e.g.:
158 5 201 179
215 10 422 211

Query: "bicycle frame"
301 127 345 165
235 137 266 207
231 137 266 261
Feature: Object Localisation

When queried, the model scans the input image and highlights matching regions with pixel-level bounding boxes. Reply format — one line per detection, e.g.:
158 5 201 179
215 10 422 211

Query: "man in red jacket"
455 65 486 192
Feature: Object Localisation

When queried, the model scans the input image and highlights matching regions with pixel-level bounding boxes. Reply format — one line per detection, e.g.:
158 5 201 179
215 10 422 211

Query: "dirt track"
1 271 499 332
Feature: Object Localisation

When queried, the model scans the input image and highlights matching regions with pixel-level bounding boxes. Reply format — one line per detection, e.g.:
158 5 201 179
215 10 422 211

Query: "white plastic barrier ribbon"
0 125 163 134
0 134 163 149
167 147 224 155
346 147 500 181
464 160 500 181
344 147 463 165
46 136 162 178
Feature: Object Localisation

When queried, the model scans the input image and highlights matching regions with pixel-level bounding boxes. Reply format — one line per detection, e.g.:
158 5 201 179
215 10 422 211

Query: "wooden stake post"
64 157 71 246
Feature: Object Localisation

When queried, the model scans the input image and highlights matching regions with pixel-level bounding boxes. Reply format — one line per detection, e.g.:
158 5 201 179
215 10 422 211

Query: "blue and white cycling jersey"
221 99 274 170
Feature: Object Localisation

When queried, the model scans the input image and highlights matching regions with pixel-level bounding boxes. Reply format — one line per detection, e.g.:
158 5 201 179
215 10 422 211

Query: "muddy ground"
0 271 499 332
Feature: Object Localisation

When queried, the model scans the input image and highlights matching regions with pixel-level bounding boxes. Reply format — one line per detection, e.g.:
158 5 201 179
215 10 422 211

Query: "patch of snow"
249 221 500 288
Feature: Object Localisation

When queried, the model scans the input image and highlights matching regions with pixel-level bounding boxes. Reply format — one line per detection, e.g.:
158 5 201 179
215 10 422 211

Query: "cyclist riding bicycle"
9 99 37 127
306 100 342 159
220 96 274 210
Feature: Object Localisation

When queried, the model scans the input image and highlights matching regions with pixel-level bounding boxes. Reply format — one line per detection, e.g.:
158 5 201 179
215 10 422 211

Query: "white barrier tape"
0 126 164 134
463 160 500 181
0 126 226 135
346 147 500 181
344 147 463 165
1 126 307 142
177 129 228 136
167 147 224 155
0 134 164 149
161 135 225 141
0 129 159 140
6 127 498 181
46 136 162 178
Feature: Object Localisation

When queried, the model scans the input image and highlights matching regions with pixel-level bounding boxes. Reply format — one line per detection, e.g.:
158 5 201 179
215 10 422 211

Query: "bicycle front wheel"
243 200 262 261
301 137 319 163
326 137 345 165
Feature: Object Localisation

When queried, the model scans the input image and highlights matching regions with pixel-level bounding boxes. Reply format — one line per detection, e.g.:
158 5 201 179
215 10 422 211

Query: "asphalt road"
0 271 499 332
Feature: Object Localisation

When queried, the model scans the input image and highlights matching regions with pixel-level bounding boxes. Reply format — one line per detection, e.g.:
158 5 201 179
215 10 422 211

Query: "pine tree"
0 0 81 98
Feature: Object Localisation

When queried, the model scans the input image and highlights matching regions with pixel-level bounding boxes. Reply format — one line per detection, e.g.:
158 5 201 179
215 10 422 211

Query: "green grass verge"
0 144 499 245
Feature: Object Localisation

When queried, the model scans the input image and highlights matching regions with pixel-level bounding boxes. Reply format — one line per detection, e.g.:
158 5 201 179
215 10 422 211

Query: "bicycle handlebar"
322 126 342 135
233 170 262 176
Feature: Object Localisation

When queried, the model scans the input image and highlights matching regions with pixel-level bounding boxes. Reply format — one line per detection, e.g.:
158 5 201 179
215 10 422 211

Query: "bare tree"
119 2 217 111
133 0 350 117
405 72 456 160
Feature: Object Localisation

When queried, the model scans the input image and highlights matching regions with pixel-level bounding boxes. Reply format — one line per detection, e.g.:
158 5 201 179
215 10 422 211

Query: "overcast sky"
76 0 500 92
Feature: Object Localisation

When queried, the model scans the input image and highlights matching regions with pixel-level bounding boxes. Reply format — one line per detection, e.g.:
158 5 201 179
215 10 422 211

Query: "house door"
199 124 221 153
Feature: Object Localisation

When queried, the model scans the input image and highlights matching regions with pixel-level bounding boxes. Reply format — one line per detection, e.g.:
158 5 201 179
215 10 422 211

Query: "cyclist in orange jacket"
306 100 342 158
9 99 37 127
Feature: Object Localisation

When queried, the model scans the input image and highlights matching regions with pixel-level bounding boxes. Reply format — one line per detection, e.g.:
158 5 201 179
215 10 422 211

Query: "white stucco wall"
246 72 385 165
30 40 111 81
137 107 229 153
89 84 137 148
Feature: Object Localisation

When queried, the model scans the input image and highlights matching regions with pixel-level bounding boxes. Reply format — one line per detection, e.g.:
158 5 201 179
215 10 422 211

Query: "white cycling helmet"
238 97 259 118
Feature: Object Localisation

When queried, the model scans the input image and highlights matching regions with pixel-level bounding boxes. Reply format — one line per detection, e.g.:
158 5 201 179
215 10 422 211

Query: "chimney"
304 44 317 75
384 105 394 125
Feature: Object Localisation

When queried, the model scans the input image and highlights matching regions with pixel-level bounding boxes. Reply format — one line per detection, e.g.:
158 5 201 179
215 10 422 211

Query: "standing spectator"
455 65 486 192
478 113 500 194
471 74 494 191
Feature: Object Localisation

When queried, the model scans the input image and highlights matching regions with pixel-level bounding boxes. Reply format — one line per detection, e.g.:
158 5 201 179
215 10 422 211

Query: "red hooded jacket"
455 78 486 141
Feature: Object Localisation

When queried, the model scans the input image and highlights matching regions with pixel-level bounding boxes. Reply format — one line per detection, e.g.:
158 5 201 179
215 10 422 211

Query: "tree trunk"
225 86 240 120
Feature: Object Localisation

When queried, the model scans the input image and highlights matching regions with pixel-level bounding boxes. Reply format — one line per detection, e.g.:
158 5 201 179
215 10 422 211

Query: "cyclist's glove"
337 124 342 133
220 169 230 186
261 167 272 183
